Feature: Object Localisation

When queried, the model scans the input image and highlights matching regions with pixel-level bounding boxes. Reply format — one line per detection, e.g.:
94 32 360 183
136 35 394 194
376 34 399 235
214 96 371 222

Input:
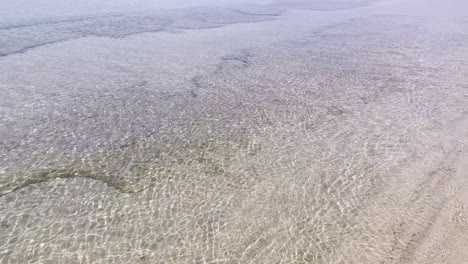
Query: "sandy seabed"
1 0 468 263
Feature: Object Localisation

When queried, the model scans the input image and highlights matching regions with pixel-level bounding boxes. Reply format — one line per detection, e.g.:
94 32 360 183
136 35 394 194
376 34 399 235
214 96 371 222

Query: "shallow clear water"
1 0 468 263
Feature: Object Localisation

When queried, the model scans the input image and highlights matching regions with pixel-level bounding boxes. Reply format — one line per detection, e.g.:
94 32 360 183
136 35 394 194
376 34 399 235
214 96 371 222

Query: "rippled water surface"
1 0 468 263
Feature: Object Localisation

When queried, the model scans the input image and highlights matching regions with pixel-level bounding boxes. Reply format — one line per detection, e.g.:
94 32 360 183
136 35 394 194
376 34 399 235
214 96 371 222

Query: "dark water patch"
220 49 252 69
0 127 257 198
0 6 280 58
189 49 253 98
273 0 376 11
0 165 147 197
0 16 99 31
227 8 284 17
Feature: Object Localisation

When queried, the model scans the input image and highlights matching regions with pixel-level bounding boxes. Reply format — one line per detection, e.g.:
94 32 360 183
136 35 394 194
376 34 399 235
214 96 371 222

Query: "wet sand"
1 0 468 263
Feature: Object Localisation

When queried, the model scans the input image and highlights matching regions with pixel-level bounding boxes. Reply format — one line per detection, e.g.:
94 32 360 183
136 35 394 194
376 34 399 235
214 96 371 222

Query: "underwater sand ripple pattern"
1 1 468 263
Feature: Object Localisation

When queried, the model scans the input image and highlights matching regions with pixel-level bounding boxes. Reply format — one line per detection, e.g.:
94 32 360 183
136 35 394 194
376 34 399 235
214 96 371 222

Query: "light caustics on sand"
1 0 468 263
